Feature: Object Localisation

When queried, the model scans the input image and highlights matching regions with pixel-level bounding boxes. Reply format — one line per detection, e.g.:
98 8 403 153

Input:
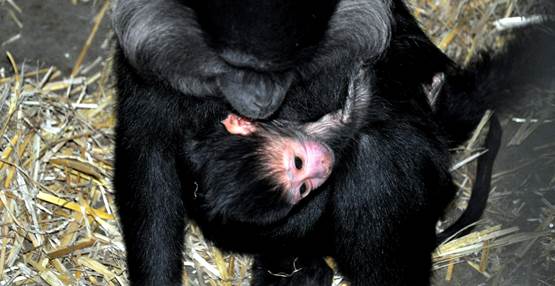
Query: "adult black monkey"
113 0 392 284
112 0 555 285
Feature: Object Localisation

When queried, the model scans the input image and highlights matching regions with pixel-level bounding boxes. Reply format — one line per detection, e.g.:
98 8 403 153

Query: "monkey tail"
435 114 502 245
435 18 555 245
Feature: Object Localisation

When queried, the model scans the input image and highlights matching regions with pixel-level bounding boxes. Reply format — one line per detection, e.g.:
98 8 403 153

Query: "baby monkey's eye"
299 183 308 196
294 156 303 170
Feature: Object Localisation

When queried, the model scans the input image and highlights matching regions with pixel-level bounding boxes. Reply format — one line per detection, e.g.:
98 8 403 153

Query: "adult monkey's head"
190 0 339 70
197 0 392 119
113 0 391 118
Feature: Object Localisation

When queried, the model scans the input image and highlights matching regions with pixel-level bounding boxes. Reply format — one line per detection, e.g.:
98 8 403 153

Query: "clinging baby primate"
217 70 453 207
185 68 374 224
220 68 371 204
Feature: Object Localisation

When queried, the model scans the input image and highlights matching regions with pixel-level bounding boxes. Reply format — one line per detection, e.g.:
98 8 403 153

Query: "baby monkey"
221 69 371 204
189 70 446 224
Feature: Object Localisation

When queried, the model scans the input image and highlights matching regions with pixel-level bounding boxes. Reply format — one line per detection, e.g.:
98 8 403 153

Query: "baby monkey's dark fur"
216 68 372 206
192 68 371 223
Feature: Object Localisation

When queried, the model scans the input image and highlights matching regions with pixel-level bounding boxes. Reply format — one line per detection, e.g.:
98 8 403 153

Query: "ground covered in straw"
0 0 554 285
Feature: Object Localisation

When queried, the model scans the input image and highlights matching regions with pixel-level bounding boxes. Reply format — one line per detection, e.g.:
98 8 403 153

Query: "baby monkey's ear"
221 114 258 136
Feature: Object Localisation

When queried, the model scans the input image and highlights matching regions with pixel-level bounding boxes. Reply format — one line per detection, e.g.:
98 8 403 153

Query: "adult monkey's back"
112 0 392 285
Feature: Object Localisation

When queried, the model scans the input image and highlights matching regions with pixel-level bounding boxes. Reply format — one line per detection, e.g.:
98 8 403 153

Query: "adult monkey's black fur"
112 0 555 285
112 0 390 119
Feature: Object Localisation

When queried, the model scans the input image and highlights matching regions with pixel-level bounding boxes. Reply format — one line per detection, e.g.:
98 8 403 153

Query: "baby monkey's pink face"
222 114 334 204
